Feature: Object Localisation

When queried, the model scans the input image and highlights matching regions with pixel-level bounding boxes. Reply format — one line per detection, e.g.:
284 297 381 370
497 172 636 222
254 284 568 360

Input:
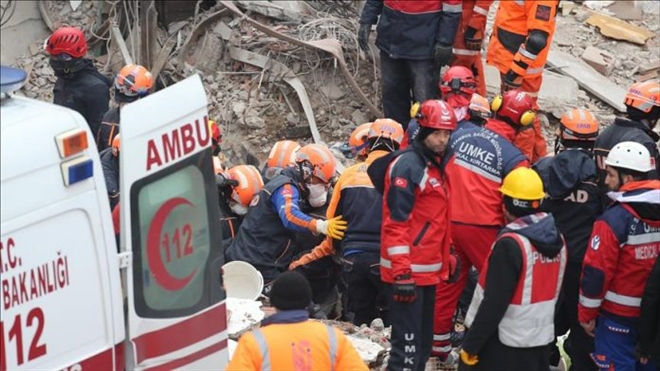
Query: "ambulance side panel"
119 74 228 370
0 97 124 371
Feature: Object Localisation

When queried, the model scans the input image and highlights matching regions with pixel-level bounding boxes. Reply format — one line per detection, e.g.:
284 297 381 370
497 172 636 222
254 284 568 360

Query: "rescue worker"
579 141 660 371
461 167 567 371
215 165 264 245
101 134 121 210
486 1 559 162
533 108 602 371
96 64 154 152
594 80 660 195
209 119 222 156
261 140 301 182
367 99 457 371
450 0 493 96
358 0 462 130
638 256 660 366
432 94 529 363
289 119 404 326
467 93 491 127
225 143 346 288
45 26 111 138
486 89 538 161
227 271 368 371
339 122 372 162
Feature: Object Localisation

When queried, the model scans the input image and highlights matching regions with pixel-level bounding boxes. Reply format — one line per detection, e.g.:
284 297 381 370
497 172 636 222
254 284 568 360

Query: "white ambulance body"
0 67 228 371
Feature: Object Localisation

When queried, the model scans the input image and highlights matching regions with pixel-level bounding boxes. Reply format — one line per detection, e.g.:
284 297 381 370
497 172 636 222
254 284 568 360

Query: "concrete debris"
582 46 616 76
560 1 578 17
586 13 656 45
606 1 644 21
226 297 266 338
638 59 660 74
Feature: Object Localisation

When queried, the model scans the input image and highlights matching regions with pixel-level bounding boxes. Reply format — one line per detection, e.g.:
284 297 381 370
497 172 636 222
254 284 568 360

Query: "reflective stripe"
473 6 489 16
518 46 537 60
453 48 480 56
579 294 603 308
527 67 545 75
454 158 502 183
432 345 452 353
627 232 660 245
442 3 462 12
519 235 534 305
387 245 410 255
419 167 428 192
253 329 271 371
380 258 442 273
515 0 524 5
325 325 338 370
434 333 451 341
525 91 539 97
605 291 642 307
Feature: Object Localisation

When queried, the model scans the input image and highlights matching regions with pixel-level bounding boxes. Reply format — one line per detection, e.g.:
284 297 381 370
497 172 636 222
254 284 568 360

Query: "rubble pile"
12 0 660 161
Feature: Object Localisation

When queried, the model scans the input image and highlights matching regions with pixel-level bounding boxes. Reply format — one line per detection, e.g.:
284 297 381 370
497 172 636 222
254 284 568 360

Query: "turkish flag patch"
394 177 408 188
535 5 552 21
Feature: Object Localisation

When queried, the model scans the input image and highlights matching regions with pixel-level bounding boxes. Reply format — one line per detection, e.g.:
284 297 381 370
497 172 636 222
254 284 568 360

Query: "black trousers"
387 284 436 371
458 334 551 371
380 51 438 131
341 251 388 326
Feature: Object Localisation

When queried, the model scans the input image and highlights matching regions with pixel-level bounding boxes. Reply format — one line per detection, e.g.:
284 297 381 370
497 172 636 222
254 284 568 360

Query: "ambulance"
0 66 228 370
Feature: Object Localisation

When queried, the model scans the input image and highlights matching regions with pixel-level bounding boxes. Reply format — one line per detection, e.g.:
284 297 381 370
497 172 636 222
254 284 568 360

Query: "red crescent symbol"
147 197 197 291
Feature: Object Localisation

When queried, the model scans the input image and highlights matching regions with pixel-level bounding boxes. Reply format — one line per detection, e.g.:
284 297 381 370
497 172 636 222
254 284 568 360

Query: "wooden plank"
586 13 655 45
546 50 627 113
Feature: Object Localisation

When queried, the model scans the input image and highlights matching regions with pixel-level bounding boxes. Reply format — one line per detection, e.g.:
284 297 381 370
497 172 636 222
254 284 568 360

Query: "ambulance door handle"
117 251 132 269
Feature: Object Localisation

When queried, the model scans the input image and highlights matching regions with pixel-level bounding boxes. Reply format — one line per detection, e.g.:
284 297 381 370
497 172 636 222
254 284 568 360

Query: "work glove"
464 26 484 51
446 246 461 284
392 274 417 303
315 215 347 240
502 69 523 92
358 23 372 53
215 173 239 189
433 43 453 72
459 349 479 366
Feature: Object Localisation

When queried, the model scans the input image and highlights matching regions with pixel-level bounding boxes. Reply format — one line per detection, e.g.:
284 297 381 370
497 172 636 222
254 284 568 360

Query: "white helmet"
604 141 655 173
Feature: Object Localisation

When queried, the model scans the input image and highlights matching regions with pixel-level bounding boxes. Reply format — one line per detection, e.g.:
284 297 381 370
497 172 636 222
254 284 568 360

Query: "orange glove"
460 349 479 366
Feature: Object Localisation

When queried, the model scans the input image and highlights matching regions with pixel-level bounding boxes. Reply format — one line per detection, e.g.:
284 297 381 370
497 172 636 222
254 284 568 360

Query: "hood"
608 180 660 222
501 212 563 258
533 149 597 199
614 117 660 142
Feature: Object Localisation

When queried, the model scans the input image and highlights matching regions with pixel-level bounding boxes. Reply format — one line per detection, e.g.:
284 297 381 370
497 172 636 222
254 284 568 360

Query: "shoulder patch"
590 235 600 250
280 185 294 198
535 5 552 21
394 177 408 188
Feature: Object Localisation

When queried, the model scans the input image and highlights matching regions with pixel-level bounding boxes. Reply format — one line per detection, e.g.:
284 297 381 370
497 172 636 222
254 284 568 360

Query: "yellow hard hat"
500 167 545 200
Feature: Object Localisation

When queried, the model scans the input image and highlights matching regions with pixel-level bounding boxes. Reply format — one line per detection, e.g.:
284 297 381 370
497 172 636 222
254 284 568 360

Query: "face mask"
307 183 328 208
230 202 249 216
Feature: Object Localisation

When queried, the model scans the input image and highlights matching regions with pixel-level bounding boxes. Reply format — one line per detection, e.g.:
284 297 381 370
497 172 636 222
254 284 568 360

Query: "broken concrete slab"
484 64 579 118
546 50 627 112
638 59 660 74
586 13 656 45
606 0 643 20
560 1 578 16
582 46 615 76
319 81 346 100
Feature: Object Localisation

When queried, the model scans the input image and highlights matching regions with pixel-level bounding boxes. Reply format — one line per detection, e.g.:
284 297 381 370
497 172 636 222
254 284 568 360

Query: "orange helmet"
624 80 660 113
267 140 301 168
295 143 337 183
114 64 154 101
348 122 372 157
416 100 457 131
560 108 599 142
226 165 264 207
45 27 87 58
112 134 121 156
468 94 491 121
368 119 405 144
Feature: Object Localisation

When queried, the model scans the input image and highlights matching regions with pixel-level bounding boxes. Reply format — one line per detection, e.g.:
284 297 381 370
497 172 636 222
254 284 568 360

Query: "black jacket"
97 106 120 152
533 149 603 264
594 118 660 192
360 0 461 60
100 147 120 210
53 59 111 137
639 253 660 363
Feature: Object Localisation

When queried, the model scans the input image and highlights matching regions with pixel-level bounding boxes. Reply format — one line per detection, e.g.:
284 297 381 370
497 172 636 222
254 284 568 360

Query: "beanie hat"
269 271 312 310
416 126 438 142
503 195 541 218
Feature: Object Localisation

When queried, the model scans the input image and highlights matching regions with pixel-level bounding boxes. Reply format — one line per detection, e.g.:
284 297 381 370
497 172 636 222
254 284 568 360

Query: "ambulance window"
131 152 224 318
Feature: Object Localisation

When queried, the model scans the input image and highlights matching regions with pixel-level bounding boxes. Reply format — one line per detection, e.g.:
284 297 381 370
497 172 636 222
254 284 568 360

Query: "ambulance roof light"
0 66 28 96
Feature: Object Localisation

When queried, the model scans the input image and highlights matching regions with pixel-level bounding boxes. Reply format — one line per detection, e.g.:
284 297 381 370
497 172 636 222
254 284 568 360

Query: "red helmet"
209 120 222 143
45 27 88 58
416 100 457 131
440 66 476 96
491 90 536 127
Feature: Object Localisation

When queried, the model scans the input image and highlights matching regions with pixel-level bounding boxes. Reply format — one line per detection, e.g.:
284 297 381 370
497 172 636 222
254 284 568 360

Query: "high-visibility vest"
465 231 567 347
